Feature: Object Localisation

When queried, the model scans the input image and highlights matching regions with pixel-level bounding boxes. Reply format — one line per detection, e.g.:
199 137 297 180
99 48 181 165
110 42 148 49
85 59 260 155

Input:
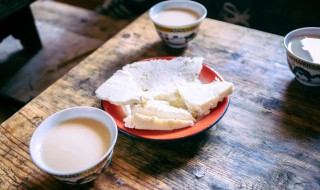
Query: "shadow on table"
133 41 189 61
117 130 211 176
279 79 320 140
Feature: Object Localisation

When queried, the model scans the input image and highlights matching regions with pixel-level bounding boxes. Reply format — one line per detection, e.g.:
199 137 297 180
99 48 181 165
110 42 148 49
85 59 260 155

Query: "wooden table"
1 13 319 190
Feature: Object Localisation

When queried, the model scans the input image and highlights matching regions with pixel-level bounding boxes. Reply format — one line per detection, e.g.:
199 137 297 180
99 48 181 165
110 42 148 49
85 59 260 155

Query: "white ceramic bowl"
149 0 207 48
284 27 320 86
29 106 118 184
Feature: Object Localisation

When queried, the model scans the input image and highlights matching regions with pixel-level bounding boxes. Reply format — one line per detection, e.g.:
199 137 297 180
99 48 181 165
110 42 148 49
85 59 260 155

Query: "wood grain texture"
1 13 320 190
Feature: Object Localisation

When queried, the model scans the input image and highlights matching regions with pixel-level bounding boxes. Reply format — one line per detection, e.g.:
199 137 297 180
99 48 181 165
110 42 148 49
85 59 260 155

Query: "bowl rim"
149 0 207 27
29 106 118 176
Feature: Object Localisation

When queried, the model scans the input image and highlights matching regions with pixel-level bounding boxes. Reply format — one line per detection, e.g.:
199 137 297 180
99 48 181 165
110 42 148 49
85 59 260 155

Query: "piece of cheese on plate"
131 100 195 121
124 113 194 130
95 57 203 106
124 100 195 130
95 70 142 105
143 89 187 109
123 57 203 93
178 81 234 116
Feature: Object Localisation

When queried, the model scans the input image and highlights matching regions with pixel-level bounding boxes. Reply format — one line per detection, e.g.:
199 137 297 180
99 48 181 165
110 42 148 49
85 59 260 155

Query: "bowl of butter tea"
284 27 320 86
30 106 118 184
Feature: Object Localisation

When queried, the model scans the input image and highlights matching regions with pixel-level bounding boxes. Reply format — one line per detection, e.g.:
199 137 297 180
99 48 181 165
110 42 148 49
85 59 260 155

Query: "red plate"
101 57 230 141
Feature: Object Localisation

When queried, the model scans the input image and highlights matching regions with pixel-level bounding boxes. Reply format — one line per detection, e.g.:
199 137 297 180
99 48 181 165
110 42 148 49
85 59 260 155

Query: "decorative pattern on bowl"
149 0 207 48
287 54 320 86
52 150 114 184
156 28 198 48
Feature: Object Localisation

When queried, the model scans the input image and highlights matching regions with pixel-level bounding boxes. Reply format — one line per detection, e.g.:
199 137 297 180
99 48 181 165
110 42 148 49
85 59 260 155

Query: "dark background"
100 0 320 36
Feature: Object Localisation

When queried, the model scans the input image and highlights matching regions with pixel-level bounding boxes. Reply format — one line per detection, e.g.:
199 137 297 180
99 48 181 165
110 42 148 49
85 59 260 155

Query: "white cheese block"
178 81 234 116
121 105 131 116
124 113 194 130
130 100 195 121
95 70 142 105
143 89 187 109
95 57 204 106
123 57 203 93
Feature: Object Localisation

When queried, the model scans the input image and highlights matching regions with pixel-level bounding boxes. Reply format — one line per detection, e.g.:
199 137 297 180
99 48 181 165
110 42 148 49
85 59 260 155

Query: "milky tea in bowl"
30 106 118 184
284 27 320 86
154 8 200 26
149 0 207 48
41 118 111 173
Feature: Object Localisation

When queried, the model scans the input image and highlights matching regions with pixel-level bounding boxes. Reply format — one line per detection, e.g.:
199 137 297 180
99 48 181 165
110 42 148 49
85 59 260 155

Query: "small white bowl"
284 27 320 86
29 106 118 184
149 0 207 48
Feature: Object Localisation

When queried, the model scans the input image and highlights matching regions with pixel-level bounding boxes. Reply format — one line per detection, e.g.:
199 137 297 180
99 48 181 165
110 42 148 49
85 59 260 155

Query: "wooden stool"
0 0 41 109
0 0 42 54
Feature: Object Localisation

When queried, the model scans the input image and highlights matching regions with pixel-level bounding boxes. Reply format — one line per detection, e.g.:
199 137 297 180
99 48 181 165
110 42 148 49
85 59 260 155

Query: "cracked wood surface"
1 12 320 190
